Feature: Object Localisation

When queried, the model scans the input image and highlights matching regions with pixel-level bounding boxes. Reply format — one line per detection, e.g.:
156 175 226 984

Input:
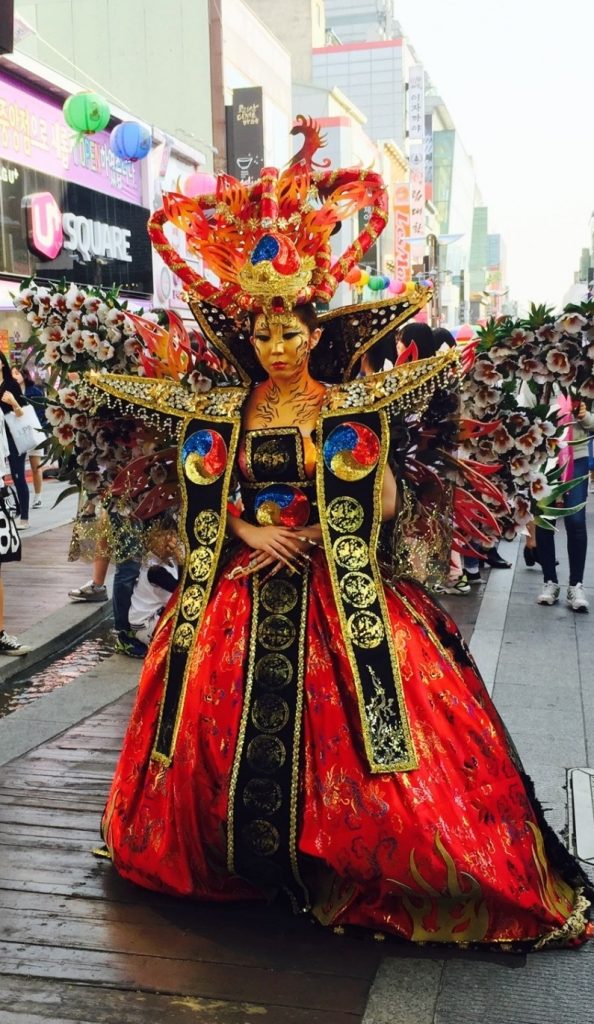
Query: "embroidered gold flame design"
528 820 574 920
390 831 489 943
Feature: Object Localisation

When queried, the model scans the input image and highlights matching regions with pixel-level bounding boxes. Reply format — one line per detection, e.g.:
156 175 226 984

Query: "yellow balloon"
404 280 417 295
359 270 370 287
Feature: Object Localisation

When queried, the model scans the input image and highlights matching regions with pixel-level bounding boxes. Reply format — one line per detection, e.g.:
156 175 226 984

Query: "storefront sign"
424 113 433 201
409 143 425 236
408 65 425 143
394 183 411 284
227 87 264 182
1 158 153 294
0 70 144 205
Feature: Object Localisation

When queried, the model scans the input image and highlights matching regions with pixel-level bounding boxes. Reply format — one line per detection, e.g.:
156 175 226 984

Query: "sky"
397 0 594 312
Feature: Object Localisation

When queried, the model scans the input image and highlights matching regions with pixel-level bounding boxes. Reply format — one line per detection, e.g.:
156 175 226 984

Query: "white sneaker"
567 583 589 613
537 581 560 606
32 497 42 509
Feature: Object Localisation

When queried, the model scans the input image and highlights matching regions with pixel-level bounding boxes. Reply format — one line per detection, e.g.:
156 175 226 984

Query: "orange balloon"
346 266 362 285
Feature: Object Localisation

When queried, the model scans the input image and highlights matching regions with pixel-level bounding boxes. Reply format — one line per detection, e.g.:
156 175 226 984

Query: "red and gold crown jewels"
148 120 389 319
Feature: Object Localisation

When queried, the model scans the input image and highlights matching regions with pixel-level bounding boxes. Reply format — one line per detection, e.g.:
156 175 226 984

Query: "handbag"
4 404 45 455
0 485 21 563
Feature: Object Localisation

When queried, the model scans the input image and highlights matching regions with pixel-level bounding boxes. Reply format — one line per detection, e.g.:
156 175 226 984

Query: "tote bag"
0 485 21 563
4 405 45 455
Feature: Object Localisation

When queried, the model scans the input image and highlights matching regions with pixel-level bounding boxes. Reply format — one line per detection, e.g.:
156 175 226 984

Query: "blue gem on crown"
251 235 280 265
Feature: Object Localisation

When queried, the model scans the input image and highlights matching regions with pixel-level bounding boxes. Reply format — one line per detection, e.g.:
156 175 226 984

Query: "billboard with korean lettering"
0 71 144 206
0 158 153 294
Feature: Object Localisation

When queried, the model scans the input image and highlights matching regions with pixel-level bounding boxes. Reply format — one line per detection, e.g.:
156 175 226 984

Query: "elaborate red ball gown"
101 427 592 949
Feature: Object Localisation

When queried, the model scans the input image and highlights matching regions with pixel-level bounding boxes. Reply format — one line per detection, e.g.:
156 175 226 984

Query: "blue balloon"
110 121 152 162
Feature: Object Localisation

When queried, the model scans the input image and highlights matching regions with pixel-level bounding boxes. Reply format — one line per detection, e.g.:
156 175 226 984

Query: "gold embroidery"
347 610 385 648
332 535 370 571
261 579 299 614
326 496 365 534
317 409 418 773
181 585 205 621
242 819 281 857
257 614 297 651
244 427 306 482
340 571 377 609
194 509 220 545
188 546 214 582
251 694 291 733
151 411 242 766
172 622 194 651
246 734 287 772
254 653 293 689
243 778 283 814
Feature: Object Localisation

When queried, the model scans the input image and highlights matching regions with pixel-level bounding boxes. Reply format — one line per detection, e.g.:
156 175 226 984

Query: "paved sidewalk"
0 480 111 687
364 521 594 1024
0 508 592 1023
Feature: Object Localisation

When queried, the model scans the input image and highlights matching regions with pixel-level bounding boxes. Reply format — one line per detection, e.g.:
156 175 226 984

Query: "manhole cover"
567 768 594 864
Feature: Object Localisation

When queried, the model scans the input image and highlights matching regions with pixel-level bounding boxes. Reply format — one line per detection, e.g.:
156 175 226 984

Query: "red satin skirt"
102 548 591 948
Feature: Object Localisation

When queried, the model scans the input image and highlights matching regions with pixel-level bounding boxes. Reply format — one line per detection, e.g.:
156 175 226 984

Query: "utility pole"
208 0 227 174
0 0 14 55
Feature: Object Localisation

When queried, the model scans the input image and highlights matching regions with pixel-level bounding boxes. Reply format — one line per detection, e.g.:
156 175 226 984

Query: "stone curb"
0 598 112 687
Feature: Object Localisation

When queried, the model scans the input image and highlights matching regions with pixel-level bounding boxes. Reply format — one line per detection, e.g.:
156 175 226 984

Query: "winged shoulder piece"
83 371 247 420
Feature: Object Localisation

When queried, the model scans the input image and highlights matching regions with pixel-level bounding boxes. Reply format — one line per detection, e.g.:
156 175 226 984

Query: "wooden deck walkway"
0 691 386 1023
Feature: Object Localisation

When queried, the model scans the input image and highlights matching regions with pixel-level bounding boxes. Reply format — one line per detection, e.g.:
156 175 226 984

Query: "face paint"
252 314 312 378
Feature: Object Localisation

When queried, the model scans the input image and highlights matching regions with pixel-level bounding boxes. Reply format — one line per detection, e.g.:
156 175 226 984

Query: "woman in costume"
91 143 592 949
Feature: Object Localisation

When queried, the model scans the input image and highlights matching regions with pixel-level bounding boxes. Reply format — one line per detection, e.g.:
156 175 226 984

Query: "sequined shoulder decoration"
83 371 248 418
322 348 459 416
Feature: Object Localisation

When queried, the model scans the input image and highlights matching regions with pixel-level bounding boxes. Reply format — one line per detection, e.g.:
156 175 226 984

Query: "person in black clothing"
0 352 29 530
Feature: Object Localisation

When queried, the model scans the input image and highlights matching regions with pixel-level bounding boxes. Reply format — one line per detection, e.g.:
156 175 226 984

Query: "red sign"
22 191 63 261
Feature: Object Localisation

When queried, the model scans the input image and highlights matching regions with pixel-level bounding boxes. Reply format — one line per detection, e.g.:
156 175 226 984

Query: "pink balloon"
184 172 217 197
388 279 406 295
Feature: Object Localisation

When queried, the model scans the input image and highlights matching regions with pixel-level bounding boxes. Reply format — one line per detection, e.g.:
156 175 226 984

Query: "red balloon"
346 266 362 285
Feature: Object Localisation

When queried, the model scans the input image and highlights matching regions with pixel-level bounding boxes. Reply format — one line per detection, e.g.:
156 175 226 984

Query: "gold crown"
237 256 316 315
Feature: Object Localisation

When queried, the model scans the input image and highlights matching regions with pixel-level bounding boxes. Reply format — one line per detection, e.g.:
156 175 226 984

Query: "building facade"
13 0 214 167
0 62 155 354
324 0 398 43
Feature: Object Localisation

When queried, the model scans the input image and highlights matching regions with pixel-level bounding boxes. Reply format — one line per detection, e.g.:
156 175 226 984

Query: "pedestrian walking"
536 399 594 612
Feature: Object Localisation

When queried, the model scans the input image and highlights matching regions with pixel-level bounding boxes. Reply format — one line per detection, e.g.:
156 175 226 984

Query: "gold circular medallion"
242 818 280 857
326 496 365 534
340 571 377 609
251 694 290 734
181 584 204 621
347 610 385 649
333 535 370 571
194 509 220 545
254 653 293 690
261 578 298 615
243 778 283 815
188 545 214 582
257 614 296 651
172 621 195 652
246 734 287 773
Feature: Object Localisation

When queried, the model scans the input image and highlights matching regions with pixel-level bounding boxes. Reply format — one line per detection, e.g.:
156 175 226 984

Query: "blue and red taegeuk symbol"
254 484 310 528
323 422 381 482
182 429 227 485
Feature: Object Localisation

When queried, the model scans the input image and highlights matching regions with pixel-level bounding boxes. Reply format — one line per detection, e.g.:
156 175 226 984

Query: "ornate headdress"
148 119 431 382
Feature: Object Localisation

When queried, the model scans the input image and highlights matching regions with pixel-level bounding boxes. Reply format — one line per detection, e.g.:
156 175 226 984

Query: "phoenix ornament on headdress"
148 119 391 319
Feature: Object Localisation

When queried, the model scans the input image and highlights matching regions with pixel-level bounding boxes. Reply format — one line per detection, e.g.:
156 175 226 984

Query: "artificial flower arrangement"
12 279 228 544
460 302 594 538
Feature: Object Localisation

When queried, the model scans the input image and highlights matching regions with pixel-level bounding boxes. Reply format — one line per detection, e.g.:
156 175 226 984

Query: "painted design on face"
252 314 311 379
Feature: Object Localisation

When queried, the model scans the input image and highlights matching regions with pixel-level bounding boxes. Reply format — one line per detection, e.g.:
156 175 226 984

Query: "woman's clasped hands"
225 522 321 582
